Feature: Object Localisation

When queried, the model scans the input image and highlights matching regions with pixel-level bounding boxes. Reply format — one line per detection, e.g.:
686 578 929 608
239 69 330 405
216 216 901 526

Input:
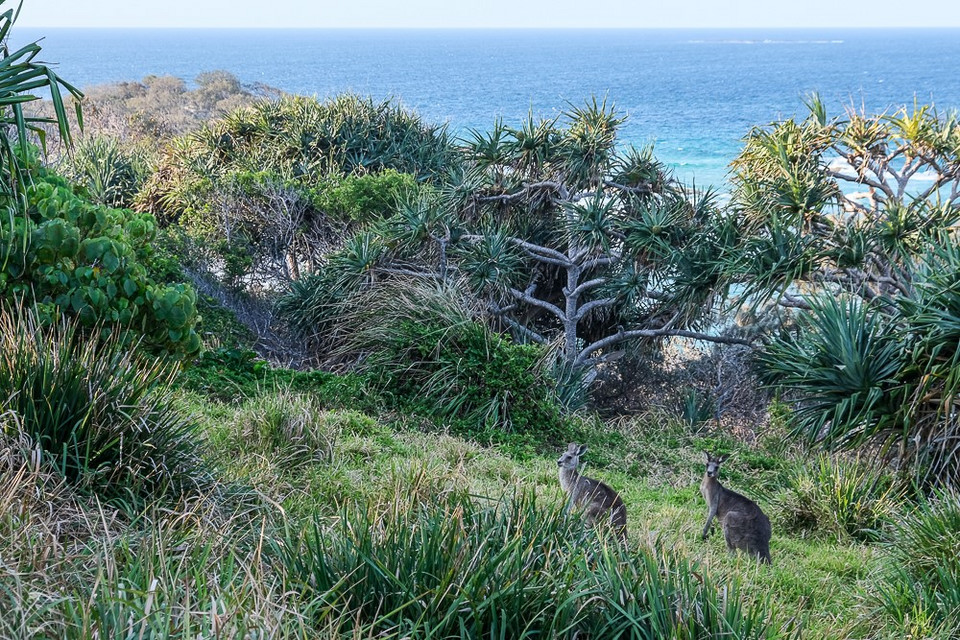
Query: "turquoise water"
15 28 960 186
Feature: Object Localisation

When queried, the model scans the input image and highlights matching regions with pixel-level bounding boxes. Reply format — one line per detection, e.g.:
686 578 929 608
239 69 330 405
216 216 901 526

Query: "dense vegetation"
2 5 959 637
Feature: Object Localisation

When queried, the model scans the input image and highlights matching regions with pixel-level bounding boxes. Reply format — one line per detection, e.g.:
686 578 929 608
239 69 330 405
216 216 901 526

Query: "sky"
15 0 960 29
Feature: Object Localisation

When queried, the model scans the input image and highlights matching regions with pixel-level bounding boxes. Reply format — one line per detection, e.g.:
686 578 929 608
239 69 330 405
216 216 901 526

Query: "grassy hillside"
5 339 935 638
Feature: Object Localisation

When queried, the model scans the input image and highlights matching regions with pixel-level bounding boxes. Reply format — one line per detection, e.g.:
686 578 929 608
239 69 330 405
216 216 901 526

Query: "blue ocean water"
14 28 960 186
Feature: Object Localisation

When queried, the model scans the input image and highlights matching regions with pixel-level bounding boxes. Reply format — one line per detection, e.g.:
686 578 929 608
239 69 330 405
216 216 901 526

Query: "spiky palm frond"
726 215 821 304
621 196 688 264
759 295 906 450
563 192 621 253
504 113 560 177
898 238 960 485
610 144 671 195
59 135 150 208
455 230 523 295
0 0 82 203
560 96 623 188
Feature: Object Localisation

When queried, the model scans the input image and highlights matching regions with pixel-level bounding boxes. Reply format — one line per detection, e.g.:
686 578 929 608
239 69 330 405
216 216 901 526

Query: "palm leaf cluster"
729 96 960 307
760 236 960 487
0 0 82 205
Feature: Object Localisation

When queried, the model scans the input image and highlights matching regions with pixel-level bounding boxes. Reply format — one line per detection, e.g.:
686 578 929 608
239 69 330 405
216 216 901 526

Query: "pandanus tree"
729 95 959 309
734 97 960 487
285 99 751 374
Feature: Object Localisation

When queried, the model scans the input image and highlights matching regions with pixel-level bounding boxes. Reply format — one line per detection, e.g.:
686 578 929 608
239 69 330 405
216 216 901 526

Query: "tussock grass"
773 454 904 542
0 306 210 508
277 489 795 639
875 487 960 639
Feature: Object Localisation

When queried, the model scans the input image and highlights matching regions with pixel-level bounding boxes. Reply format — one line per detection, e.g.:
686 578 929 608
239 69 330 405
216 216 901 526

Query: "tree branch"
500 315 548 344
575 297 618 320
460 234 573 267
575 327 753 368
508 285 566 321
568 277 606 299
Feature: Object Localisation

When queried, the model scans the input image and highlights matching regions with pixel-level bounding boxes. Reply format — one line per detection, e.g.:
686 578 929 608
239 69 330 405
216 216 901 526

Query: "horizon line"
16 25 960 30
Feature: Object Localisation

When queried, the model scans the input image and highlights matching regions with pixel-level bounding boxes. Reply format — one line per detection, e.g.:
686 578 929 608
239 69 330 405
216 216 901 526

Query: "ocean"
14 28 960 186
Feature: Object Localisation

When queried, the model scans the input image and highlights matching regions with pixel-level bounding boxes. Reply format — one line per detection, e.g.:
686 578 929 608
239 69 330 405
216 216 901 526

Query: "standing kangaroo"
700 452 772 564
557 443 627 538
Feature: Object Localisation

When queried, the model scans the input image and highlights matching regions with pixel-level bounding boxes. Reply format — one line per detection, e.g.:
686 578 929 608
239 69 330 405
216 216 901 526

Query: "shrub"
59 135 151 209
140 94 455 223
0 306 208 506
310 169 418 224
176 345 372 408
330 279 568 447
773 454 903 542
0 169 200 356
276 489 795 639
759 237 960 489
876 488 960 638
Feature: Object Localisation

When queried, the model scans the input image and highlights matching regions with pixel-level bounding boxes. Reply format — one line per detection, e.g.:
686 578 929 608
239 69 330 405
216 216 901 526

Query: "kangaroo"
700 452 772 564
557 443 627 538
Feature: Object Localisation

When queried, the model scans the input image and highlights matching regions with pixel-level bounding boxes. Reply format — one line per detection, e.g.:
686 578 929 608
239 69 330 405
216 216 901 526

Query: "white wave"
688 39 844 45
911 170 941 182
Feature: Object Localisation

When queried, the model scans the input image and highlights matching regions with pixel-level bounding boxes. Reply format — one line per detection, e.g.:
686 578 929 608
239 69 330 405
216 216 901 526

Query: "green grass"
0 352 938 638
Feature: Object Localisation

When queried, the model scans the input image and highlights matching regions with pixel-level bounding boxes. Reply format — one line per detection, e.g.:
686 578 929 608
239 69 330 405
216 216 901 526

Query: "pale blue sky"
16 0 960 28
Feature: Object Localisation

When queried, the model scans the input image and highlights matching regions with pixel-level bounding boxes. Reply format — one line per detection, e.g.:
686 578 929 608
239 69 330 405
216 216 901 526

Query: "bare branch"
581 254 619 271
508 285 566 321
499 315 548 344
575 327 754 368
460 234 572 267
575 297 618 320
568 277 606 299
778 293 812 310
826 167 894 198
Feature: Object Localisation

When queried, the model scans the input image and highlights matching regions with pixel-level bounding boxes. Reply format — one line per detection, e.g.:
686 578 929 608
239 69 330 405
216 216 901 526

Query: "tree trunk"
564 262 580 366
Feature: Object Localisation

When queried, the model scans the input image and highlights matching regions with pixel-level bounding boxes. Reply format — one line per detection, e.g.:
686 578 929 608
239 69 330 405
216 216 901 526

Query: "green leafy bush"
876 488 960 638
139 94 454 222
310 169 418 224
0 169 200 355
176 345 372 409
276 489 794 639
0 306 209 506
773 454 903 542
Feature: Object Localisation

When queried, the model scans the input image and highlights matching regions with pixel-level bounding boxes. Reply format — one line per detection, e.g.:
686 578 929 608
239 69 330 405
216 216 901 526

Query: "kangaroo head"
558 442 588 470
704 452 730 478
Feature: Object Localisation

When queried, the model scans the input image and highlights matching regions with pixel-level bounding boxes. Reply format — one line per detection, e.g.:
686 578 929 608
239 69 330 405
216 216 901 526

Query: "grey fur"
700 452 772 564
557 442 627 538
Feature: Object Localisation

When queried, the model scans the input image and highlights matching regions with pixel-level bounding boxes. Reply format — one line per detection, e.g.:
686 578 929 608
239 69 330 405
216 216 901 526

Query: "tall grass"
276 489 796 639
876 487 960 639
0 305 209 506
773 454 903 542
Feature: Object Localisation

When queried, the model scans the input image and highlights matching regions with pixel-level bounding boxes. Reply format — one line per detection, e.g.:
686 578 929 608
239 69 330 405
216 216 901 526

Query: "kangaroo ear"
567 442 578 453
704 451 712 462
577 444 588 456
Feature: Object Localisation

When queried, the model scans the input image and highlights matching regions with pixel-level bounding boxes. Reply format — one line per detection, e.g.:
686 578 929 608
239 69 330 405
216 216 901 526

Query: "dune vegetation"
3 5 959 639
